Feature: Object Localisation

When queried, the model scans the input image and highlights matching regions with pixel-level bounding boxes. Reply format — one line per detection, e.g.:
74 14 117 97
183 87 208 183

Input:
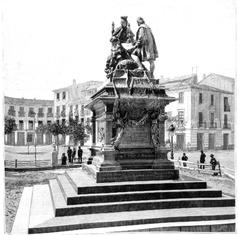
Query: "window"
27 133 33 143
62 91 66 99
210 94 214 106
81 105 84 115
18 107 25 117
210 113 214 127
223 114 228 128
178 111 184 120
8 106 16 116
28 108 35 117
56 93 60 100
28 121 34 130
224 97 230 112
199 93 203 104
62 105 66 111
29 107 34 113
56 106 60 114
19 120 24 130
178 92 184 103
47 107 52 113
47 120 52 125
38 108 44 117
198 112 203 127
38 121 43 126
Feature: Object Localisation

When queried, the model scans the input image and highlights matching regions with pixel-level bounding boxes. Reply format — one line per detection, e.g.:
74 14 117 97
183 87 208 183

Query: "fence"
169 159 222 176
5 159 52 168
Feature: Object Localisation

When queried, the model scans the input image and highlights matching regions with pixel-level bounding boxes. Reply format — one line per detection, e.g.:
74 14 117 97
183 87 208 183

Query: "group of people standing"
179 150 218 172
200 150 217 170
61 146 83 165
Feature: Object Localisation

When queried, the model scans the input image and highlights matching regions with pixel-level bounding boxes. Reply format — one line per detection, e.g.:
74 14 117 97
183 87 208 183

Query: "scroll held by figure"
105 16 158 80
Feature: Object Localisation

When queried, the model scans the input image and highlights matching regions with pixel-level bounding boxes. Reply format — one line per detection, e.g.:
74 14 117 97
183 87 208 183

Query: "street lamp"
168 124 176 159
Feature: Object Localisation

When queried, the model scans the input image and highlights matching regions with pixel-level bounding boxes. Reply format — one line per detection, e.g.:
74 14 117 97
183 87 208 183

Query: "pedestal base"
83 146 179 183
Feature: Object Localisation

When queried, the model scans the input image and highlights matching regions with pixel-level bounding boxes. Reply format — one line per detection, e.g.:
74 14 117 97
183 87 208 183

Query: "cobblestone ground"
179 168 235 196
5 170 62 233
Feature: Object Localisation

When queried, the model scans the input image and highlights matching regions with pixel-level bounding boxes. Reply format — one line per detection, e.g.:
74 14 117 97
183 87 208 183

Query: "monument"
83 16 179 183
11 17 235 234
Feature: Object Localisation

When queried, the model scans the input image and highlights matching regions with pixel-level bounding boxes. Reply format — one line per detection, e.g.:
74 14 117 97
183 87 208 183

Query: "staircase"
12 169 235 234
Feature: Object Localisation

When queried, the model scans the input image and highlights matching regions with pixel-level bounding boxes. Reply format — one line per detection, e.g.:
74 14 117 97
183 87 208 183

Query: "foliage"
4 116 17 134
67 118 88 145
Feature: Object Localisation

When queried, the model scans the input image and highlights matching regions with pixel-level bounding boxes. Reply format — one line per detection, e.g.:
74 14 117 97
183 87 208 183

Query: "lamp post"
31 111 37 165
168 124 176 159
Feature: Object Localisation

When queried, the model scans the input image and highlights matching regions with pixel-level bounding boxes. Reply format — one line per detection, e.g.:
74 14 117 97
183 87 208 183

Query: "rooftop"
4 96 54 106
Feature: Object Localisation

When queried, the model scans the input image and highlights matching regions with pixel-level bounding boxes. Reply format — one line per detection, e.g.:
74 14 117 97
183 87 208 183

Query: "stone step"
57 174 222 205
28 204 235 234
97 169 179 182
49 180 235 217
66 170 207 195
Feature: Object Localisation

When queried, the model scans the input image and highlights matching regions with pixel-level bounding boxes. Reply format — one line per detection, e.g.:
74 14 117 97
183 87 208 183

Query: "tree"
4 116 17 135
67 118 88 146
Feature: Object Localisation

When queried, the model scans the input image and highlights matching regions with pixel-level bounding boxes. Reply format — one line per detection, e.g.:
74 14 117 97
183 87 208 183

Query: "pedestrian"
67 146 72 164
72 147 76 163
78 146 83 163
61 153 67 166
181 153 188 167
210 154 218 175
200 150 206 169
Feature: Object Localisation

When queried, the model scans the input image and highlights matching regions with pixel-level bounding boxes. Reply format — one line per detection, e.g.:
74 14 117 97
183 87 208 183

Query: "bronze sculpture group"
105 16 158 80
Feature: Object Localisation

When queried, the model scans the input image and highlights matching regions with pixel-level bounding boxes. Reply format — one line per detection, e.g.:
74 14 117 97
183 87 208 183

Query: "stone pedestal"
84 73 178 182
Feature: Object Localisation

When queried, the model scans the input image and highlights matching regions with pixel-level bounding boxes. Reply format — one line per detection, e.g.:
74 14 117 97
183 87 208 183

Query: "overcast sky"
2 0 236 100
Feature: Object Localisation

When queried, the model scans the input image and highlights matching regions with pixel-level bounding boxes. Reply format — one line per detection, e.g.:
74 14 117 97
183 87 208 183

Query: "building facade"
4 96 54 146
52 80 104 145
162 73 234 151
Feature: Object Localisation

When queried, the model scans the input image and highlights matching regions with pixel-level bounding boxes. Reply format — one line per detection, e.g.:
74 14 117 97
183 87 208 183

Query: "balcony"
69 111 73 118
224 105 230 112
197 122 207 128
38 112 44 118
209 122 217 129
55 112 60 119
28 112 36 118
18 111 25 117
8 109 16 117
47 112 53 118
223 123 231 129
61 111 66 118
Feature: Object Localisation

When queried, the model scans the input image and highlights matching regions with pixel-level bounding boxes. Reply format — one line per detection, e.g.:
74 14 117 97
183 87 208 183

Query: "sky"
2 0 237 100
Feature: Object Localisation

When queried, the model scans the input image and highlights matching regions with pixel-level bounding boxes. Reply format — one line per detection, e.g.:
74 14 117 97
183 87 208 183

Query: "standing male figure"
67 146 72 164
131 17 158 78
112 16 134 44
78 146 83 163
181 153 188 167
200 150 206 169
210 154 217 171
72 147 76 163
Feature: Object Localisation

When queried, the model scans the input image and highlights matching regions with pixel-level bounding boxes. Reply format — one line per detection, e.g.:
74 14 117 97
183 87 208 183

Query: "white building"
52 80 104 145
4 96 54 146
162 73 234 151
